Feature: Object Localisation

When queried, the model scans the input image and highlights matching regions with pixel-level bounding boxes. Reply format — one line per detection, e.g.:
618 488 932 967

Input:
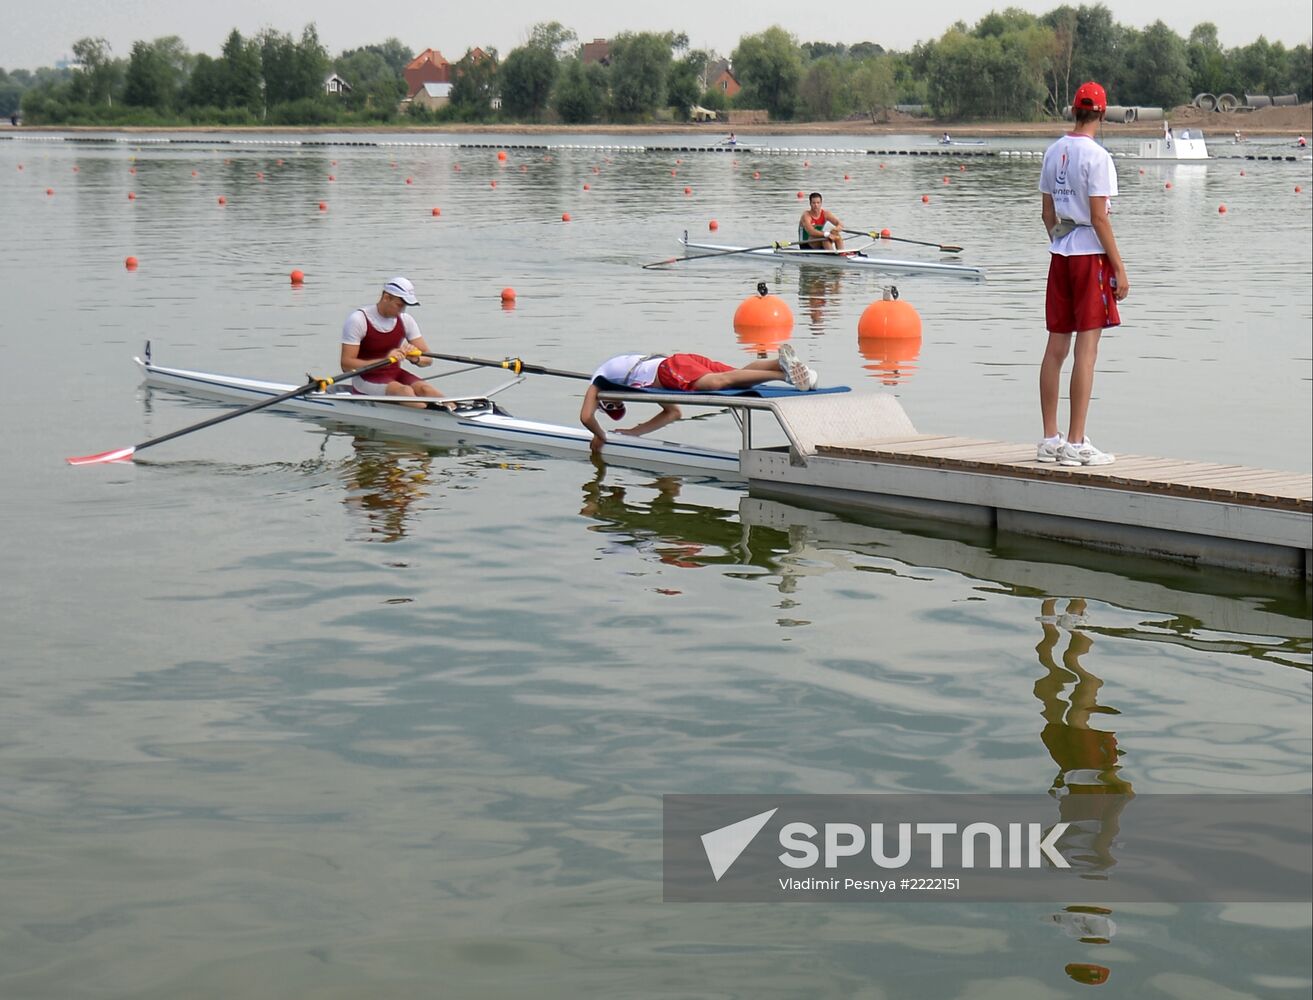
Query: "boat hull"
137 359 741 476
679 238 984 277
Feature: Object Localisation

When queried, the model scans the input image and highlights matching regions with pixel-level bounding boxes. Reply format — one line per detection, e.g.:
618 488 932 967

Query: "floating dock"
598 389 1313 579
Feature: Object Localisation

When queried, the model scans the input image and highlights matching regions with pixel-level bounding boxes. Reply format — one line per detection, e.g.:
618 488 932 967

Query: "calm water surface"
2 131 1310 999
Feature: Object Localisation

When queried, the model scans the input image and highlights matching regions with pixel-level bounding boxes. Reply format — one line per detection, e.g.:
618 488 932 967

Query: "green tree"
124 37 189 111
499 44 557 120
449 48 499 119
553 59 607 123
1185 23 1227 96
71 37 120 106
666 49 708 119
798 56 849 120
222 30 263 112
527 21 577 58
290 25 330 102
609 32 672 118
1124 21 1190 107
1070 4 1126 99
732 26 802 120
850 55 896 123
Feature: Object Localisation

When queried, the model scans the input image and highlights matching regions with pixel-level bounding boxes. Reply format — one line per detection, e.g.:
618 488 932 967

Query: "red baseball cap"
1073 81 1107 112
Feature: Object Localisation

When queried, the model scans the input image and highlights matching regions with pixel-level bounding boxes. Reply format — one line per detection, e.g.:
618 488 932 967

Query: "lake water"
1 130 1310 999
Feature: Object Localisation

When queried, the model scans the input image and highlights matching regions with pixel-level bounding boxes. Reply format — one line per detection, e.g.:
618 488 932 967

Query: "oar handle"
843 228 964 253
421 352 591 381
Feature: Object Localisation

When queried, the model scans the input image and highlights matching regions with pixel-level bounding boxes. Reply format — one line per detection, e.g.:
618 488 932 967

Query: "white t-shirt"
1039 133 1118 256
341 305 422 345
592 354 665 387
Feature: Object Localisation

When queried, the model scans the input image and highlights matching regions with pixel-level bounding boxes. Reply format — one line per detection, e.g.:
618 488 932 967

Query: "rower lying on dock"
581 345 818 453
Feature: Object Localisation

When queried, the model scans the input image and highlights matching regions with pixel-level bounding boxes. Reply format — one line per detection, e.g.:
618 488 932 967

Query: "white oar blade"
66 446 137 467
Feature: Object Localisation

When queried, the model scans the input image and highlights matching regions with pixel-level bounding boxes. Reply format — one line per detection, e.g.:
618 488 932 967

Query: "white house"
324 73 353 96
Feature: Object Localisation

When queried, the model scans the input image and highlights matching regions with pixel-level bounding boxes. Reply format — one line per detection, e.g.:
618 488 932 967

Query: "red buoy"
290 269 305 285
583 183 590 190
500 287 516 302
709 220 719 231
405 177 413 184
318 201 327 211
217 195 227 205
1218 204 1227 213
431 207 441 216
124 256 139 270
127 192 136 200
921 195 930 203
497 150 507 161
683 186 692 195
561 212 571 222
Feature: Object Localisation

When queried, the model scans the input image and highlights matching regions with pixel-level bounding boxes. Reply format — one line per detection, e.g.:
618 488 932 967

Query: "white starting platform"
597 388 1313 578
1136 135 1209 160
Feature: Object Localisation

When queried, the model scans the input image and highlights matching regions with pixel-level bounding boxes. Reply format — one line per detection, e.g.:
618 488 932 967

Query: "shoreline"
5 105 1309 139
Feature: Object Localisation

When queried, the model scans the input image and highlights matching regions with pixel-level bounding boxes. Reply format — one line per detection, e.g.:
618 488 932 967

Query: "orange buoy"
405 177 413 184
921 194 930 203
1165 181 1172 189
454 163 461 171
45 188 53 195
797 191 805 198
683 186 692 195
858 288 922 340
318 201 327 211
500 287 516 302
733 286 794 353
879 162 885 169
1239 169 1245 176
1296 185 1303 193
942 175 950 184
431 207 441 216
1218 204 1227 213
959 164 966 171
191 170 198 177
803 160 810 167
583 183 590 190
124 256 139 270
844 174 850 181
217 195 226 205
127 192 136 200
880 228 891 238
709 220 719 231
497 150 507 161
753 171 761 180
671 169 677 176
328 174 335 181
676 159 683 165
490 180 497 188
561 212 571 222
129 167 136 175
72 166 79 172
290 269 305 285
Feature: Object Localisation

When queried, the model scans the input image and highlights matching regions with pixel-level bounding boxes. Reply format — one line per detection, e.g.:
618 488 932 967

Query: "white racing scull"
677 232 985 277
132 349 742 475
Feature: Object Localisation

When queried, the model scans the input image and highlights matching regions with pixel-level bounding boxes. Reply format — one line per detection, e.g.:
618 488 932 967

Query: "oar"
843 229 964 253
66 356 399 466
642 241 791 269
421 352 590 381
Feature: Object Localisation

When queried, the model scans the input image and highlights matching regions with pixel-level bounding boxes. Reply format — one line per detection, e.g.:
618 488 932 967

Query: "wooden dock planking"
814 436 1311 512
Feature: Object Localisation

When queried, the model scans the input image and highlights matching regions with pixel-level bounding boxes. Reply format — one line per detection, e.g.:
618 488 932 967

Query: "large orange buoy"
858 287 922 340
124 256 139 270
733 283 794 354
290 269 305 285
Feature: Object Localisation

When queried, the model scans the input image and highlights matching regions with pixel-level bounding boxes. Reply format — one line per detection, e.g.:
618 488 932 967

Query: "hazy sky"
3 0 1308 70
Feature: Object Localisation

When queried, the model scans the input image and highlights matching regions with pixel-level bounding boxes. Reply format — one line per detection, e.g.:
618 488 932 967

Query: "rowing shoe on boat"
678 233 985 277
135 351 741 475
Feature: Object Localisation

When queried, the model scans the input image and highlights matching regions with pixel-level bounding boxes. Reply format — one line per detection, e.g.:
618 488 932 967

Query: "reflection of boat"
136 353 741 476
679 233 985 278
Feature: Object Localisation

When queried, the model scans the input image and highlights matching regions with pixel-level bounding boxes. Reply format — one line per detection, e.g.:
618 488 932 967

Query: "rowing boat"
136 350 741 476
678 233 985 278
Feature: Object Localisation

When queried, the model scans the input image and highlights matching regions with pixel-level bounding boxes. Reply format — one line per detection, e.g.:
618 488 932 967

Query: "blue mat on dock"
595 379 850 397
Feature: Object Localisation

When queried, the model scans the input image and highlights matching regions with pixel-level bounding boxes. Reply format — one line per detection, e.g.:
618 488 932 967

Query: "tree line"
4 6 1309 127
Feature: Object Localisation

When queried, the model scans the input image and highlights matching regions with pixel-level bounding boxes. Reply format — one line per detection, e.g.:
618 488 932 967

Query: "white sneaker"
1036 435 1065 463
777 343 816 391
1059 438 1115 467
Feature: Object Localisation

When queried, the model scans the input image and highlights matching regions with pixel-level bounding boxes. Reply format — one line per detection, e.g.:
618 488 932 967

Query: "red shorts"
1046 254 1120 334
656 353 734 391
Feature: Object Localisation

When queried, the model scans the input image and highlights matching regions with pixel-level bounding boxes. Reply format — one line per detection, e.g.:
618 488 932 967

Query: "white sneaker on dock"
1036 435 1065 463
1059 438 1115 467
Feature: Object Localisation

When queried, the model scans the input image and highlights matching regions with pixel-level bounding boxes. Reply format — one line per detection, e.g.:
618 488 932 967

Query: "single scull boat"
678 232 984 277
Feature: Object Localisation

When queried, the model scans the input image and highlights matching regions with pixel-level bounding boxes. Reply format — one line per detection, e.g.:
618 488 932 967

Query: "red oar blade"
66 446 137 466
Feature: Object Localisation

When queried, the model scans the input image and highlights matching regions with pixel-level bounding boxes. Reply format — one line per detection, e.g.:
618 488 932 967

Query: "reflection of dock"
741 498 1311 646
596 389 1312 578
